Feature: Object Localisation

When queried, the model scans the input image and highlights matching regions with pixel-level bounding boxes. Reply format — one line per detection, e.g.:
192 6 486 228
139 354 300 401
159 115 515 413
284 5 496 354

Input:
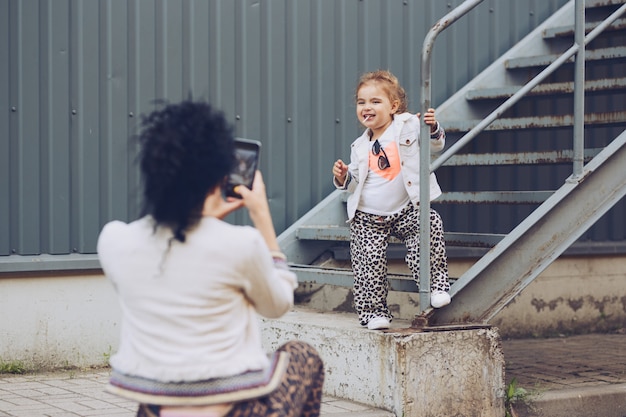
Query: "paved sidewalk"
0 370 391 417
503 333 626 390
0 333 624 417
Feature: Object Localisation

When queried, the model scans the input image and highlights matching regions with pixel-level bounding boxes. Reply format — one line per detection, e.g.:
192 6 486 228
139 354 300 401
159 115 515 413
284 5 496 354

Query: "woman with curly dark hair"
97 99 324 417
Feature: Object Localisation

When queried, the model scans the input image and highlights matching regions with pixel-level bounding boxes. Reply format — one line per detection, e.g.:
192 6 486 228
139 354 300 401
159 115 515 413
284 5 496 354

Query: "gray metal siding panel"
0 0 10 255
102 0 131 233
285 0 308 224
11 0 42 255
70 1 102 253
261 0 289 230
41 0 72 254
11 0 623 259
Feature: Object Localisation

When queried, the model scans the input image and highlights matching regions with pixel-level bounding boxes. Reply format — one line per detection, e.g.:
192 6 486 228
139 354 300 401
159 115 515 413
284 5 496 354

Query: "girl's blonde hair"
356 70 408 114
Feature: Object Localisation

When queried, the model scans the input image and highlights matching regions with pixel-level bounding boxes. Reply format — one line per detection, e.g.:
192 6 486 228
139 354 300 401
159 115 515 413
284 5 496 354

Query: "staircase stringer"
430 130 626 326
278 190 348 266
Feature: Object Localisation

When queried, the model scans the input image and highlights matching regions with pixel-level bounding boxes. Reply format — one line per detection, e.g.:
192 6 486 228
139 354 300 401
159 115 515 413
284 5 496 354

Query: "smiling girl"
332 70 451 330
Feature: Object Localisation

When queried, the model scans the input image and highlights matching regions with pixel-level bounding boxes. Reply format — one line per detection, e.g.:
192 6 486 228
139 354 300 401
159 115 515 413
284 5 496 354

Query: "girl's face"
356 82 399 139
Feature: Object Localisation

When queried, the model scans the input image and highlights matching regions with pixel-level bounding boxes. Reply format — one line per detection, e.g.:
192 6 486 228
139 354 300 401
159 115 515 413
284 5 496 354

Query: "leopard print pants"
350 203 450 326
136 341 324 417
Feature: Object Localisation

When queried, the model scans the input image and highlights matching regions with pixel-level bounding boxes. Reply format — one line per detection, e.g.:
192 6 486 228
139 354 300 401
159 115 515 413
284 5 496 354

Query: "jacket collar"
361 113 412 141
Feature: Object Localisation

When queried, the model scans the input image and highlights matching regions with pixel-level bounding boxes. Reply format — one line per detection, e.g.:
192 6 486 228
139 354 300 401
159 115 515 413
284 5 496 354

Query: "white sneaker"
367 316 391 330
431 291 451 308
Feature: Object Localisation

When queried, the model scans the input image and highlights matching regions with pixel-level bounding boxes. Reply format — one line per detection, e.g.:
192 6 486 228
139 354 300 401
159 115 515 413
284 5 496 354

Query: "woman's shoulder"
193 220 268 261
99 217 151 238
97 220 130 264
198 218 263 243
98 219 128 244
97 217 153 252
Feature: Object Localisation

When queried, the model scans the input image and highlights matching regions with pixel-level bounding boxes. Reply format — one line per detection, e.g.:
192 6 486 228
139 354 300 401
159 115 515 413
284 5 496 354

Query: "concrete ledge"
261 307 505 417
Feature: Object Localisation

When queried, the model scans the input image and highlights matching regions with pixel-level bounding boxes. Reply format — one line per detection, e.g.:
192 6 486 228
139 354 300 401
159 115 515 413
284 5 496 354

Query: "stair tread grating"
504 46 626 69
465 77 626 100
443 111 626 132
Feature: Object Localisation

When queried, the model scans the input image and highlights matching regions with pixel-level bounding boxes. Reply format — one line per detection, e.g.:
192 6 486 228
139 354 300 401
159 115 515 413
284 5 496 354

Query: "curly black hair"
137 99 236 242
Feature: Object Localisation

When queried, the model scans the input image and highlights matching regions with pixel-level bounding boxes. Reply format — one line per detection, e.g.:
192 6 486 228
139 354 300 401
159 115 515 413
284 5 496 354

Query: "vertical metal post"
419 0 485 313
572 0 585 179
419 52 433 312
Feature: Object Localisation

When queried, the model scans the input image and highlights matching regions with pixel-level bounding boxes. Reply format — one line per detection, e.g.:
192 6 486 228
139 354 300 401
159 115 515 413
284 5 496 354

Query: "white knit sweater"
97 216 297 382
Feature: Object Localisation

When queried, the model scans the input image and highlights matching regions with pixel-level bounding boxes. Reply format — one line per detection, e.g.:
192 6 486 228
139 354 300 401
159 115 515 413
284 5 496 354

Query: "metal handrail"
418 0 485 312
417 0 626 314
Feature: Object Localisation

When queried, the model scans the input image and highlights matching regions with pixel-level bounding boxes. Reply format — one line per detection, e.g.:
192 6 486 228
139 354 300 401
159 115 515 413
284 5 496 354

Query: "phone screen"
225 138 261 198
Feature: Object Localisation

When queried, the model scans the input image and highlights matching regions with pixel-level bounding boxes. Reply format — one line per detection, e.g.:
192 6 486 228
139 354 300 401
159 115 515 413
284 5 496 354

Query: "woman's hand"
236 171 270 218
236 171 281 252
202 185 244 220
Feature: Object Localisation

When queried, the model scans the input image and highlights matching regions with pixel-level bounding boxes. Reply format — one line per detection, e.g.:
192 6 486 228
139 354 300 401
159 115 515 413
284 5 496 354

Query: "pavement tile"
502 333 626 390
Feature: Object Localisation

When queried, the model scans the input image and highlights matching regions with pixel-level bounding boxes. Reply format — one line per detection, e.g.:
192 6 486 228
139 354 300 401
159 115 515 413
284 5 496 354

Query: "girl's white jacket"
334 112 445 222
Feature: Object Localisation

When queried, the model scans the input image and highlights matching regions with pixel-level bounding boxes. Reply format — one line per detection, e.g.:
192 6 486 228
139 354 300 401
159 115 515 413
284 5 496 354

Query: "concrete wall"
0 254 624 369
489 255 626 338
0 272 120 369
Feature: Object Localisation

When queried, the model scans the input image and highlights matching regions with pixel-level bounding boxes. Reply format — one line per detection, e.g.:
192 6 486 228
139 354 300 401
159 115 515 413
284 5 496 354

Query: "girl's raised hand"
416 108 438 131
332 160 348 185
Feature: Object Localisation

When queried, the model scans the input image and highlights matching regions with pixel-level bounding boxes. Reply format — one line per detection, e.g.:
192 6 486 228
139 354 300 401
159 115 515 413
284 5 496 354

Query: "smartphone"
224 138 262 198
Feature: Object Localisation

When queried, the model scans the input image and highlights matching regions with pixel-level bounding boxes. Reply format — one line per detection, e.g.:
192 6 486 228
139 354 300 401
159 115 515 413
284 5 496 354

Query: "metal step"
505 46 626 69
543 17 626 38
444 148 602 166
437 191 552 205
585 0 626 7
291 263 461 292
290 264 418 292
444 111 626 133
465 77 626 100
296 225 505 248
327 244 493 261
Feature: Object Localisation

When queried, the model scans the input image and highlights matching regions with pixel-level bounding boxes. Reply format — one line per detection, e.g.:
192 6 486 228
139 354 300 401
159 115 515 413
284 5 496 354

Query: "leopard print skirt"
136 341 324 417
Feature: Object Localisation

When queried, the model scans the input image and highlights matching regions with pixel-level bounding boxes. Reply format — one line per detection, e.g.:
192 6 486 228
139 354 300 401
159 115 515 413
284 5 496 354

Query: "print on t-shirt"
369 140 401 181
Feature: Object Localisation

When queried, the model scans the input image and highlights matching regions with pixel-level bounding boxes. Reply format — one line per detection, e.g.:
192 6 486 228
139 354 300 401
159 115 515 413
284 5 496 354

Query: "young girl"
332 70 451 330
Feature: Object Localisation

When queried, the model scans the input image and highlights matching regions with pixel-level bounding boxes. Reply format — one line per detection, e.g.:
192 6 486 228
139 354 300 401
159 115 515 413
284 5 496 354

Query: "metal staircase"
278 0 626 327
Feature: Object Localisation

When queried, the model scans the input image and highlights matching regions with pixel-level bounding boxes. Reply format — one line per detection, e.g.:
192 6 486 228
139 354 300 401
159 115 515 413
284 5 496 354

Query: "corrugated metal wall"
1 0 583 257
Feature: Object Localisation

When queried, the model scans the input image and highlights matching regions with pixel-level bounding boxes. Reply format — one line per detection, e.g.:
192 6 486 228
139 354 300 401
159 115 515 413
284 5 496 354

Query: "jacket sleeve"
430 121 446 153
333 141 360 193
333 171 352 190
240 230 298 319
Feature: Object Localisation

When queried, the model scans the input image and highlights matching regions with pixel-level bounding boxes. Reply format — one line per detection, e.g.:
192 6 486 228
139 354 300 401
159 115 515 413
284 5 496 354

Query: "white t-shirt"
97 216 297 382
357 125 410 216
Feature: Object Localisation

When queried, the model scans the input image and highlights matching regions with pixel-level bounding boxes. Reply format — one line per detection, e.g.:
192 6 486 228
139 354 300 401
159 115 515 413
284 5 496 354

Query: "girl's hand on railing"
417 108 439 133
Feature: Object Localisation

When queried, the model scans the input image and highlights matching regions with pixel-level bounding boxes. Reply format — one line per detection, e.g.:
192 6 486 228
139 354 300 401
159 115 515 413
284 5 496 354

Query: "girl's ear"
391 100 400 114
